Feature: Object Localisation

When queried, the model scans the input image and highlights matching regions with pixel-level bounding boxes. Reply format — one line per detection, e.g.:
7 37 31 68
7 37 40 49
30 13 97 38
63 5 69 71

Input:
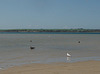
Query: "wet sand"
0 61 100 74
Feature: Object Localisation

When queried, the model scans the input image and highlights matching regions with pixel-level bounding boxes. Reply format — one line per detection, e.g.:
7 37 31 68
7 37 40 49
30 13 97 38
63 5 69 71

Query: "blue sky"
0 0 100 29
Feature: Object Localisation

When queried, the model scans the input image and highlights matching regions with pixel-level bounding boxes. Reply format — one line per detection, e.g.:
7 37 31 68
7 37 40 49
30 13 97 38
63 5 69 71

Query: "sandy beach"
0 61 100 74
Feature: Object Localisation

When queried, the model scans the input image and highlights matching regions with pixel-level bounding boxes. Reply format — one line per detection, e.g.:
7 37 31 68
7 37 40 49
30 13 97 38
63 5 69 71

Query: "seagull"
67 53 71 57
66 53 71 61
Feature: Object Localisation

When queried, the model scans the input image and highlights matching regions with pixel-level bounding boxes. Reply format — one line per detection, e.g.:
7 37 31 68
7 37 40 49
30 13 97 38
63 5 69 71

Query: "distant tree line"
0 29 100 32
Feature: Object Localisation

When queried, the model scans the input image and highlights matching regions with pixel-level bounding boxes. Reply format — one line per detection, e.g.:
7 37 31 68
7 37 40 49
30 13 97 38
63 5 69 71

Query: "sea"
0 32 100 69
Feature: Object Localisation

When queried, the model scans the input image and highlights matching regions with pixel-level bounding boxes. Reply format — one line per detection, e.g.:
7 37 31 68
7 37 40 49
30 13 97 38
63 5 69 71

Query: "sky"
0 0 100 29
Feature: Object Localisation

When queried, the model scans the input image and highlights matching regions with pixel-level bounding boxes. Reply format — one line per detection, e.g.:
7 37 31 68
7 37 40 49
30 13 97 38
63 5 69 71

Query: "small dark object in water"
30 46 35 50
30 40 32 42
78 41 80 43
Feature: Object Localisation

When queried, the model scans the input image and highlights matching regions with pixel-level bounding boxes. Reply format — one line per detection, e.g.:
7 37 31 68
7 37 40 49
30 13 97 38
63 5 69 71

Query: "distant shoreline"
0 29 100 33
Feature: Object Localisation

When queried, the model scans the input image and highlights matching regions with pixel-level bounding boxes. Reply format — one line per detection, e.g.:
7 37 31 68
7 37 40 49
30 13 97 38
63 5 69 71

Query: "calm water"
0 33 100 69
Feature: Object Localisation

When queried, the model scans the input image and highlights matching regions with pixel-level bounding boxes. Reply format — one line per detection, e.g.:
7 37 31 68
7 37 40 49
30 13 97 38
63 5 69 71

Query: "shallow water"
0 34 100 69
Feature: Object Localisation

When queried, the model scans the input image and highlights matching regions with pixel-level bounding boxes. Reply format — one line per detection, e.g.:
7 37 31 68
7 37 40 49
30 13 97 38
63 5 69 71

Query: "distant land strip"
0 29 100 32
